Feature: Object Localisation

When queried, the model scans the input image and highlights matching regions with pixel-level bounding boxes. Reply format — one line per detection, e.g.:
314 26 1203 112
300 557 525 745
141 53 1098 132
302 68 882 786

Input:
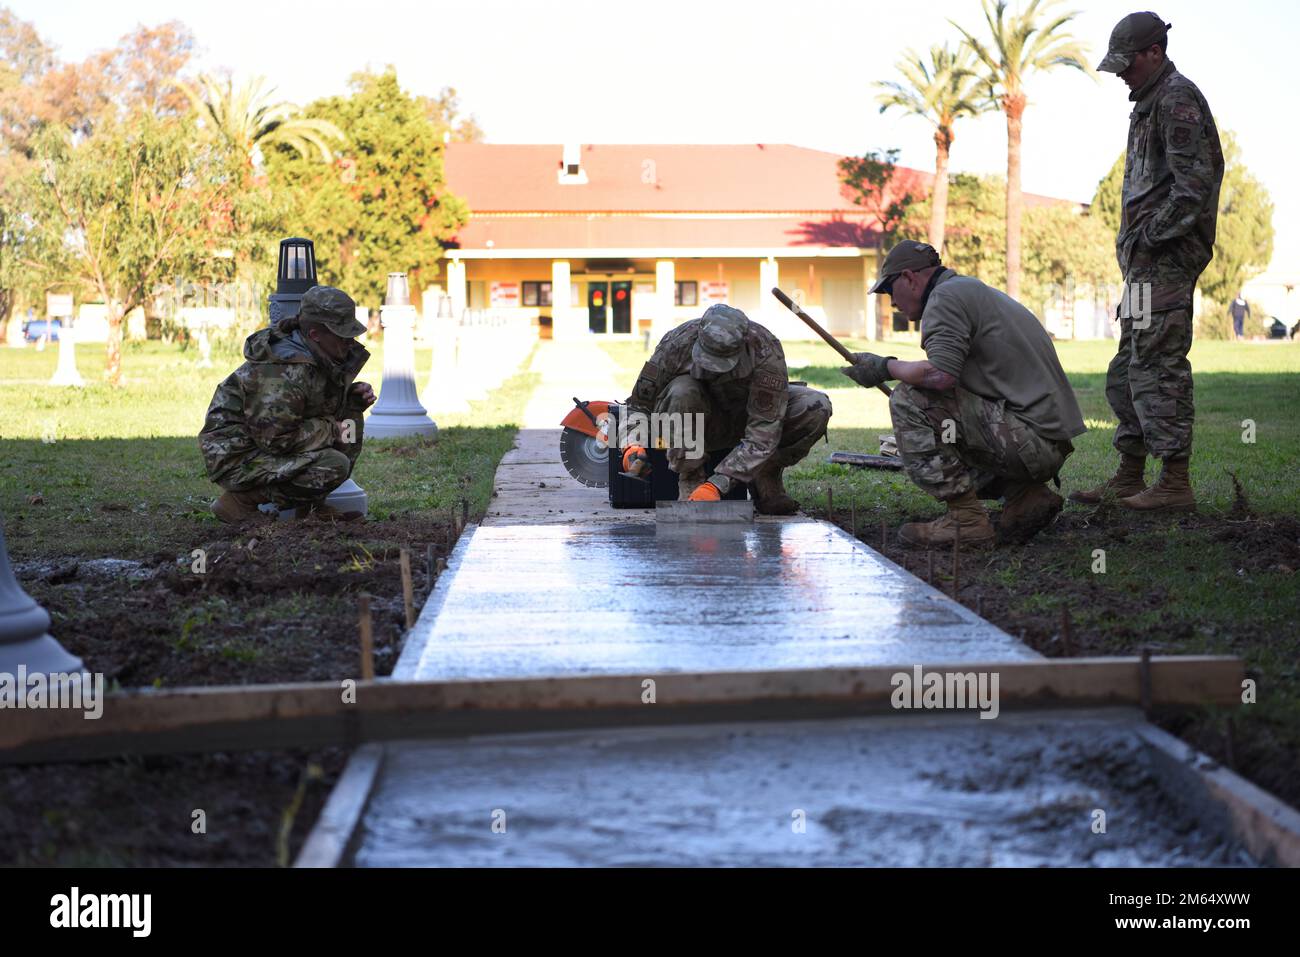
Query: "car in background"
21 317 61 342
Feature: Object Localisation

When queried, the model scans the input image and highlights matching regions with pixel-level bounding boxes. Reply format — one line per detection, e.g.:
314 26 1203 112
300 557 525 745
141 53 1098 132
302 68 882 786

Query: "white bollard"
196 326 213 369
421 309 470 415
366 273 438 439
0 522 84 675
49 322 84 387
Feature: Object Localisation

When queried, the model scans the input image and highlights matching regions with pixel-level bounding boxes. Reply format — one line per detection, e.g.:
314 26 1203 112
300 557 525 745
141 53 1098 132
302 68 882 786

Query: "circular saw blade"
560 427 609 487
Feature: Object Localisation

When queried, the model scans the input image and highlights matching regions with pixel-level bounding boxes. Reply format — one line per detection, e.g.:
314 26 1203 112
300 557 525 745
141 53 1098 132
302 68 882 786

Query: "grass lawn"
1 337 540 685
0 334 539 867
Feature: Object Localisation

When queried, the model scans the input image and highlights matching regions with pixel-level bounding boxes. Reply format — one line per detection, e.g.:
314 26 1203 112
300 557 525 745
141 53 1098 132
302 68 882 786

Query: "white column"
49 321 84 387
758 255 780 329
653 260 675 344
551 260 583 340
447 259 467 320
862 255 877 342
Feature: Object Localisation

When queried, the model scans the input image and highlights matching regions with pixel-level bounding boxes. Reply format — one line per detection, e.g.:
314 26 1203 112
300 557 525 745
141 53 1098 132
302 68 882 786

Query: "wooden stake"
880 519 887 551
927 550 935 585
358 595 375 681
435 557 447 576
951 526 961 599
976 594 984 618
1139 645 1152 714
461 498 469 528
399 548 414 630
826 486 833 523
425 543 435 592
850 498 857 537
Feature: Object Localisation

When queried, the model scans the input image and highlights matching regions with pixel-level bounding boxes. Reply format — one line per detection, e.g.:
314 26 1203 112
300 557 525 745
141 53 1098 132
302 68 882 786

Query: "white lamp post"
365 273 438 439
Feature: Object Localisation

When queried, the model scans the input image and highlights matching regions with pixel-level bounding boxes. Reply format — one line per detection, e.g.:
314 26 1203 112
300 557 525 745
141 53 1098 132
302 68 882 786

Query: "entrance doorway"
587 282 607 333
583 274 650 336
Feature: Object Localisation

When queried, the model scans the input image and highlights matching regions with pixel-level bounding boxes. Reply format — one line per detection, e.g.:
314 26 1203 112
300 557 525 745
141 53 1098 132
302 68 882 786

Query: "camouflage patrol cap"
300 285 366 338
1097 12 1171 73
868 240 942 294
691 304 749 373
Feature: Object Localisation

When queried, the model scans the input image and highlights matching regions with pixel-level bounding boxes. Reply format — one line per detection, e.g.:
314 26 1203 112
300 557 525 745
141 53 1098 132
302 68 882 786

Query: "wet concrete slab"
352 710 1248 867
396 520 1036 682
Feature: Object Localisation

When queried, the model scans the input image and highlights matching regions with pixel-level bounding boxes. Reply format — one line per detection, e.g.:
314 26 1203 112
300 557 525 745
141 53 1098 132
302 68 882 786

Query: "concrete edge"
391 523 480 681
1135 722 1300 867
820 520 1041 658
293 743 385 869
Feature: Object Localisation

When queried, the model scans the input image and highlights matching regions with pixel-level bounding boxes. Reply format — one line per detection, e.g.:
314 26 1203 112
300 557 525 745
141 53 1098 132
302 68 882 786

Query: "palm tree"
951 0 1092 299
875 44 988 255
180 74 343 167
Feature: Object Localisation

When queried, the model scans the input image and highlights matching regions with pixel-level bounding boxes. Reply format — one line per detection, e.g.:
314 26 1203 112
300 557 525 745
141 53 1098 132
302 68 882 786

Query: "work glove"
840 352 895 390
688 481 723 502
621 445 649 473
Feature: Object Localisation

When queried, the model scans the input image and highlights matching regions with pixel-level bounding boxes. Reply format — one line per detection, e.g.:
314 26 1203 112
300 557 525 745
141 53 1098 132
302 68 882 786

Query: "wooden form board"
2 656 1244 765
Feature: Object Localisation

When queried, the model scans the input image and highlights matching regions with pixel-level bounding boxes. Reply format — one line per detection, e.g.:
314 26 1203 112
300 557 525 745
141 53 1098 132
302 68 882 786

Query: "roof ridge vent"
558 143 588 185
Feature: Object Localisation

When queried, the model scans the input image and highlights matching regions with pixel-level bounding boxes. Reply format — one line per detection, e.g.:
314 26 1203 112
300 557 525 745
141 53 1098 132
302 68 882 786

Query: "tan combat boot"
211 488 272 524
999 482 1064 544
1119 457 1196 512
898 490 995 548
677 465 709 501
751 464 800 516
1068 453 1146 505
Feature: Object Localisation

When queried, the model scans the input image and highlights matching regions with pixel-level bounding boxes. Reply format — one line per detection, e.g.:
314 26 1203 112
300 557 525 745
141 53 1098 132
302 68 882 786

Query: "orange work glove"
621 445 647 472
688 481 722 502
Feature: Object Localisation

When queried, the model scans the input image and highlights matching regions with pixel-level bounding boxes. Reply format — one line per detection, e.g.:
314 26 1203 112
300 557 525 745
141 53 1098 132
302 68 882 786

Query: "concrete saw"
559 397 614 487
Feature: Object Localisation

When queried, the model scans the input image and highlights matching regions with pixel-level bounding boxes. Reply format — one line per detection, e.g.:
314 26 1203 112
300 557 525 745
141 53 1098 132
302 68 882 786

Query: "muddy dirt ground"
3 504 1295 866
828 505 1300 814
2 512 461 867
14 514 461 688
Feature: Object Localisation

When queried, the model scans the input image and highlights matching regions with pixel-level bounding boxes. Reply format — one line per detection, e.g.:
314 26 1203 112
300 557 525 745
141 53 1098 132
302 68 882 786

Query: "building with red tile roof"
433 143 1072 340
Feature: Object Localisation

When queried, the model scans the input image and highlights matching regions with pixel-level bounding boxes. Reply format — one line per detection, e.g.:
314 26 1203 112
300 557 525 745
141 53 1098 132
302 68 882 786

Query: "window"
675 281 697 306
523 281 552 307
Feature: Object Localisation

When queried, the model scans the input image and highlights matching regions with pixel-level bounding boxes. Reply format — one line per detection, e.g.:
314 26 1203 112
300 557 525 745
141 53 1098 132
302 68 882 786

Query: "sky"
9 0 1298 272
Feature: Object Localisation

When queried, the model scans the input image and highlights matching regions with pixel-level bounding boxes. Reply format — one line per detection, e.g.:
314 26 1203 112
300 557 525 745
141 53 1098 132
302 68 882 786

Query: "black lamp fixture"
268 237 318 326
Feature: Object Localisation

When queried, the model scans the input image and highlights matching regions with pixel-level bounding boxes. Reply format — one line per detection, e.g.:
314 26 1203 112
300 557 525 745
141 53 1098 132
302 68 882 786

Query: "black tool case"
606 405 749 508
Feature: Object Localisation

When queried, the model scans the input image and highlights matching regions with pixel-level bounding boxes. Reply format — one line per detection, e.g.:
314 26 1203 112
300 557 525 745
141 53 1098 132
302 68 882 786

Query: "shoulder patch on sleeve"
751 389 778 416
1169 101 1202 124
1170 123 1195 149
753 370 785 393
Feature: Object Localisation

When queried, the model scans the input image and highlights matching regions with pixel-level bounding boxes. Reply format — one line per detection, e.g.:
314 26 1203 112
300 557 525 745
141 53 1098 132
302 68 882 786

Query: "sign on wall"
700 281 729 303
46 293 74 318
489 282 520 308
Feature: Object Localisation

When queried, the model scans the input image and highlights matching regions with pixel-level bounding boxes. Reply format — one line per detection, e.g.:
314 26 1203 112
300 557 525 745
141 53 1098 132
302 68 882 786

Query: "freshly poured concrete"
353 711 1247 867
393 419 1036 680
397 520 1035 681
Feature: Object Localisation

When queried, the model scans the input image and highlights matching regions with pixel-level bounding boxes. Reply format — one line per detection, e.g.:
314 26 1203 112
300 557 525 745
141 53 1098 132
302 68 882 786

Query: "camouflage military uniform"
890 384 1073 501
199 325 370 509
627 311 831 487
1108 57 1224 461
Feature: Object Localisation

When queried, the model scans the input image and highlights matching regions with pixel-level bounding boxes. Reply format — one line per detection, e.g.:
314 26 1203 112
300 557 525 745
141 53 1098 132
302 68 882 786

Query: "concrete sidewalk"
395 415 1035 680
519 338 626 429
